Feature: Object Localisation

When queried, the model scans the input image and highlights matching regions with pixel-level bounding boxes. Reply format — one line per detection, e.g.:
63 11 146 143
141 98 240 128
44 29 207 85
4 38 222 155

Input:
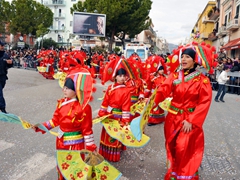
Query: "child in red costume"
98 68 131 162
147 66 166 126
33 68 97 180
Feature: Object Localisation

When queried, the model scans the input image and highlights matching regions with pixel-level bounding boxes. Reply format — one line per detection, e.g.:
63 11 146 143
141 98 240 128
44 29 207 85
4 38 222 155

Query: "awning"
221 38 240 51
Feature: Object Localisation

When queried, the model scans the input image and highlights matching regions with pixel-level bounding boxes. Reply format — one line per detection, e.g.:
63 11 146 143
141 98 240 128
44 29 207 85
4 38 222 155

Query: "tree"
70 0 152 51
34 38 58 50
0 0 11 39
7 0 53 37
36 24 50 49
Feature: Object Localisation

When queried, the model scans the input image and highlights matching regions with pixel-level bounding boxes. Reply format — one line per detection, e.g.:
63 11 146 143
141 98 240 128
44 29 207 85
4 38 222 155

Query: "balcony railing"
216 26 227 36
43 0 66 6
202 16 214 24
209 9 220 20
53 13 65 19
226 19 239 31
49 26 65 31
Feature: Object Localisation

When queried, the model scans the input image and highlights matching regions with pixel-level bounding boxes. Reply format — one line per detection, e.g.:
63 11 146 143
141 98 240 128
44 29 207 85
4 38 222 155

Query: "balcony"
216 26 227 36
200 32 208 40
145 26 155 38
208 32 218 41
226 19 239 31
53 13 65 19
49 26 65 32
43 0 66 6
209 8 220 20
202 16 214 24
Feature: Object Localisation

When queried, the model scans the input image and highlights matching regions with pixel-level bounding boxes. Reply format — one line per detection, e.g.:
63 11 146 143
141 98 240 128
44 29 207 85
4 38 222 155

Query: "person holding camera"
0 41 13 113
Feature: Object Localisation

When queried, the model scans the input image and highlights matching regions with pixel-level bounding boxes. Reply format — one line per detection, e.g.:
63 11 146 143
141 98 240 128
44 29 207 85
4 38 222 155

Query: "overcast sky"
149 0 211 45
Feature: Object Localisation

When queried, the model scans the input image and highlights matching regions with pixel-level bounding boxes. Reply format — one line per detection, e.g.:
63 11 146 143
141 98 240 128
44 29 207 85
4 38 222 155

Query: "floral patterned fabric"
57 150 122 180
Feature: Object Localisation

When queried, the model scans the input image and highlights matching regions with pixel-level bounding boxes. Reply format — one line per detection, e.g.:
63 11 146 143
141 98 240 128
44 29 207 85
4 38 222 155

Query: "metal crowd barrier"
207 69 240 94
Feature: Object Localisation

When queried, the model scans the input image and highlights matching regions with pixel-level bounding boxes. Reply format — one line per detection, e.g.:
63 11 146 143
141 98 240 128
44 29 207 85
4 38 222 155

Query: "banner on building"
73 12 106 37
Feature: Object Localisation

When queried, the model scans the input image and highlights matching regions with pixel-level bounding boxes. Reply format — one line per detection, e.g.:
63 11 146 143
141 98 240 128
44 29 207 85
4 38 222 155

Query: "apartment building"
191 0 240 59
191 1 217 45
42 0 81 48
218 0 240 58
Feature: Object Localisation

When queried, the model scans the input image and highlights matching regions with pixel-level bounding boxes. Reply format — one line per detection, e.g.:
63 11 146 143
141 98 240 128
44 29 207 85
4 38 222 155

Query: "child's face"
115 74 126 84
158 69 164 75
63 86 76 99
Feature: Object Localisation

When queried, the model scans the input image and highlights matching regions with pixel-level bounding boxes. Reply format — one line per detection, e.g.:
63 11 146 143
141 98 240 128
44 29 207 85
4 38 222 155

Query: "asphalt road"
0 68 239 180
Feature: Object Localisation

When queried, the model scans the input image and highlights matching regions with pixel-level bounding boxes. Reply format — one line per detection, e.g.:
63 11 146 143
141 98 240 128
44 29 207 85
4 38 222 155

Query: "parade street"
0 68 239 180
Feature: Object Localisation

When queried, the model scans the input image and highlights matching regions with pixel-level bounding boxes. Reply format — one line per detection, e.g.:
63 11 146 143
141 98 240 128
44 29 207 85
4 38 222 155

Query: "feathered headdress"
144 55 167 76
73 51 87 65
66 67 96 109
168 41 218 73
101 58 136 85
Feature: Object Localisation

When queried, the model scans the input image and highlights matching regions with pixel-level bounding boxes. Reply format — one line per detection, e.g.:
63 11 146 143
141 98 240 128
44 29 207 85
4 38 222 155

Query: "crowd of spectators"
210 56 240 95
4 48 240 95
5 49 39 69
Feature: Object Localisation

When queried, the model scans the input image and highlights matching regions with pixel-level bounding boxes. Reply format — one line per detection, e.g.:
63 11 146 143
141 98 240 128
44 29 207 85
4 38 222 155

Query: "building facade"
189 0 240 59
218 0 240 58
42 0 82 48
1 0 168 53
43 0 167 54
191 1 217 45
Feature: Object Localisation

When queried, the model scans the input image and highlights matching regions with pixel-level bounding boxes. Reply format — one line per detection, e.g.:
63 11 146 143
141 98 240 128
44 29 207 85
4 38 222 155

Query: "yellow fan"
57 150 122 180
37 66 46 72
130 99 147 115
101 118 150 148
53 72 67 88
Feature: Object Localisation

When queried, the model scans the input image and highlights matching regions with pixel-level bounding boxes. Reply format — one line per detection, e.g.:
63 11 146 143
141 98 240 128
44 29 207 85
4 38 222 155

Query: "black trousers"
0 79 6 109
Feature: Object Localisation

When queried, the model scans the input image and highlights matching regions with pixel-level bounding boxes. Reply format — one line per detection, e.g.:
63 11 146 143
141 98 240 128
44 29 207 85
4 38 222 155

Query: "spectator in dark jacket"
231 61 239 72
229 61 239 94
0 41 13 113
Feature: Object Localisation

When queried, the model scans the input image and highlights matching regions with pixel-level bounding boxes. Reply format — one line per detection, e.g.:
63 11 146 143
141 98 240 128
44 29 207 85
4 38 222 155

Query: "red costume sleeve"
81 104 97 151
144 76 152 98
98 87 110 117
137 79 145 99
154 73 175 105
35 100 61 134
120 88 132 123
187 77 212 128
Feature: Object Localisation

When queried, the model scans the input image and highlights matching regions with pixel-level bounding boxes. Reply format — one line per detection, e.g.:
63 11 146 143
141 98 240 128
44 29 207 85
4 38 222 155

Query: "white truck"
124 43 149 62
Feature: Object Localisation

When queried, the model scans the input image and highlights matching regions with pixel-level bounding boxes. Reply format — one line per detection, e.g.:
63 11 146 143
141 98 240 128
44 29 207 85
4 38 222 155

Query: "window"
235 5 240 18
70 21 73 27
231 49 236 58
225 6 232 24
224 15 227 25
228 12 231 22
126 49 135 58
59 9 61 17
136 49 146 60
